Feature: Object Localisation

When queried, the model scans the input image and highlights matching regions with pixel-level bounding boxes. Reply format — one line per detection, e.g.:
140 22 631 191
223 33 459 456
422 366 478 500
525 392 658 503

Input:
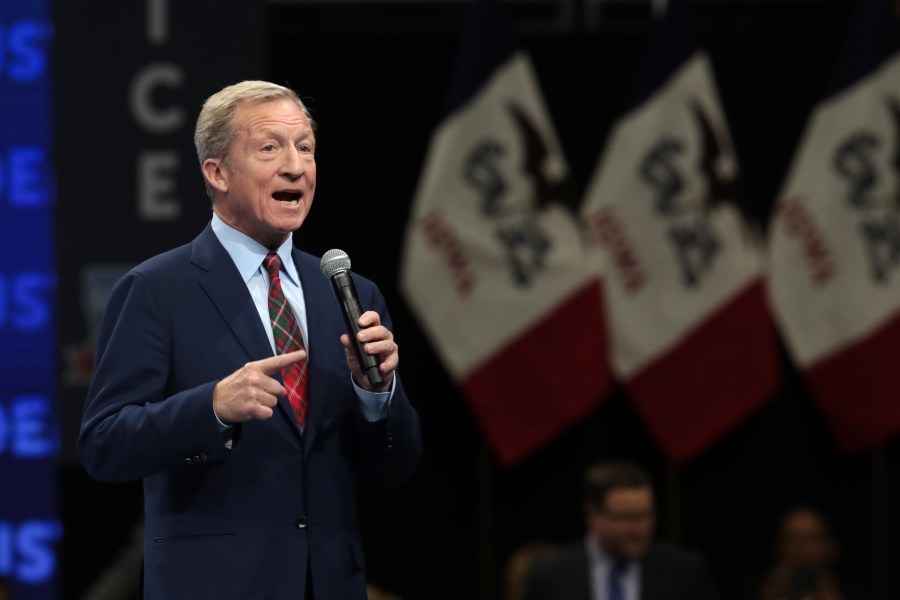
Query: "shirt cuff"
213 408 234 449
214 410 232 431
353 374 396 422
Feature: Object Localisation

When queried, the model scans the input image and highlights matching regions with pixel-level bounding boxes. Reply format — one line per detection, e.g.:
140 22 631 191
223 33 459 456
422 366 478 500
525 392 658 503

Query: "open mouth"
272 191 302 206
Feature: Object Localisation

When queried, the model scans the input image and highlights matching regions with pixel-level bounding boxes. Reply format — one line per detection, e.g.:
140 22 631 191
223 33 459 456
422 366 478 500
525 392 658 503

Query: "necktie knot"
263 251 281 281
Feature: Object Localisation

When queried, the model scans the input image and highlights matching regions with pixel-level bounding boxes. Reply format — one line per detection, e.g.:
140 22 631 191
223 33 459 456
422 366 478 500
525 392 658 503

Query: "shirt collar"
585 534 633 573
211 212 300 286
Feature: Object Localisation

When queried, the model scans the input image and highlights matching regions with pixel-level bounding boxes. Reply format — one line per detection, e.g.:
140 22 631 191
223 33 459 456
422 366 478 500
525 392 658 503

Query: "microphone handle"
329 271 385 387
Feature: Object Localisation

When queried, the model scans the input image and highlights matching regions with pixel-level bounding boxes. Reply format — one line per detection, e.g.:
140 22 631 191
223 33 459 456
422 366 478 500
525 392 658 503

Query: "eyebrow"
252 127 314 141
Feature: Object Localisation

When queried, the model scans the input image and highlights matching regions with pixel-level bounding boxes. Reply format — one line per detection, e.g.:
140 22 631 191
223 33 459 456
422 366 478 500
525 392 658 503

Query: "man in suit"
523 461 718 600
78 81 422 599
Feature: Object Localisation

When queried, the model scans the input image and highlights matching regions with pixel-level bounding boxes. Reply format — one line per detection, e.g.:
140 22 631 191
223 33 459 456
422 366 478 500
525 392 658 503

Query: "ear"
202 158 228 194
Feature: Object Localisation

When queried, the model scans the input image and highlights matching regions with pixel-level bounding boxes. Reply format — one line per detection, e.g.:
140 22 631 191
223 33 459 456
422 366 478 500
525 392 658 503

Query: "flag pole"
478 438 496 600
871 445 888 600
663 461 682 543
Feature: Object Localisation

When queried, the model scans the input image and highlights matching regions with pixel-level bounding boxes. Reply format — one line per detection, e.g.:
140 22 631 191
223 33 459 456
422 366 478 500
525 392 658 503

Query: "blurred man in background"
523 460 718 600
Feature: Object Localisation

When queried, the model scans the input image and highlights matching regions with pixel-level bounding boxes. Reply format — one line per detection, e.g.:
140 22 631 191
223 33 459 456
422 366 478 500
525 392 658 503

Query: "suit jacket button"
384 434 394 448
295 517 308 529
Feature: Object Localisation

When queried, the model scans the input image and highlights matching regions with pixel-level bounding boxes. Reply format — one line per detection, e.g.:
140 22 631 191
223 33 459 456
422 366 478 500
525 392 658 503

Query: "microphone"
320 249 385 387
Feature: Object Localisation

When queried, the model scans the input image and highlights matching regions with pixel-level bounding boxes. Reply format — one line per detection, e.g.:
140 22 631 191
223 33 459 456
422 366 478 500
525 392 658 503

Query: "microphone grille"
320 248 351 277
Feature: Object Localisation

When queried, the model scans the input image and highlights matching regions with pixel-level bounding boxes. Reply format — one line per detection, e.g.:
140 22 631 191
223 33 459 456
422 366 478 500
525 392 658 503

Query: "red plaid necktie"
263 252 309 431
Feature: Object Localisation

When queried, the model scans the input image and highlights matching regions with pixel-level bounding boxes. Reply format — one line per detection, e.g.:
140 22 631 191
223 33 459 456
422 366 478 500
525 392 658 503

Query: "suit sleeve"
351 280 422 488
78 271 227 482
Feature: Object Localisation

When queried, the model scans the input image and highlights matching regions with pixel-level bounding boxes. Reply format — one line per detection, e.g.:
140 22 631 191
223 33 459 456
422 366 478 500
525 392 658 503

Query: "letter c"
129 62 185 134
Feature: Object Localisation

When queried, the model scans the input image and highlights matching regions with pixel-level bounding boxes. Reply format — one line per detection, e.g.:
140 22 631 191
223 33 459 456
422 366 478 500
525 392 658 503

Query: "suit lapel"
192 225 273 364
294 248 336 454
571 544 592 600
639 543 662 600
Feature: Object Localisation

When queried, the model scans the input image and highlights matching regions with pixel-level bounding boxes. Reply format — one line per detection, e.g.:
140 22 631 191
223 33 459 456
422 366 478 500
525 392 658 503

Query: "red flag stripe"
461 279 611 465
805 309 900 453
627 280 780 462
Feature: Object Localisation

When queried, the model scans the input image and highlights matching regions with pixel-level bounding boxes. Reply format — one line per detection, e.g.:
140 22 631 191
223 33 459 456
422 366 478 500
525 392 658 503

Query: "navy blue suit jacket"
78 224 422 599
523 541 720 600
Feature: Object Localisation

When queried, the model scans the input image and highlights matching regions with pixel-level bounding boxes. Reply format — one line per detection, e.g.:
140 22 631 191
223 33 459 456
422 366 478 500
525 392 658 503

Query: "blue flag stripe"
443 0 518 118
623 0 698 113
823 0 900 99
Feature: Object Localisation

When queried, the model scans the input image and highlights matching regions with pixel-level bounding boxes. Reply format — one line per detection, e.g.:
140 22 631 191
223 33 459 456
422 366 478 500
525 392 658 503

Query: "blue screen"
0 0 61 597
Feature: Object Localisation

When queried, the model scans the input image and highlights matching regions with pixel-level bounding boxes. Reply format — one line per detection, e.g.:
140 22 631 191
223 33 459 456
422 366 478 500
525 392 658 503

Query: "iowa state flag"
769 0 900 452
580 0 779 462
400 0 610 465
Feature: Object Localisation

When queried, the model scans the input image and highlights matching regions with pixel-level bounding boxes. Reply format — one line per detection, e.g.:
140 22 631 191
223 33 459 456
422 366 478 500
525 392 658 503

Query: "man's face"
586 486 655 561
205 98 317 248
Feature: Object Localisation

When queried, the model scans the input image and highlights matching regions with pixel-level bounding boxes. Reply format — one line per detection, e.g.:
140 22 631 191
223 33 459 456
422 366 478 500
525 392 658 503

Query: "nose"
279 146 305 179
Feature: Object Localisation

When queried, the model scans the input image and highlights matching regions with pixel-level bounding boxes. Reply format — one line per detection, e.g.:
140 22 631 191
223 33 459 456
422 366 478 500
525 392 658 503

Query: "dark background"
58 1 898 599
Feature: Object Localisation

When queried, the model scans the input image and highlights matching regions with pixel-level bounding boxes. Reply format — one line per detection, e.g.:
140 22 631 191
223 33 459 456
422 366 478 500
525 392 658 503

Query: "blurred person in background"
523 460 718 600
754 505 867 600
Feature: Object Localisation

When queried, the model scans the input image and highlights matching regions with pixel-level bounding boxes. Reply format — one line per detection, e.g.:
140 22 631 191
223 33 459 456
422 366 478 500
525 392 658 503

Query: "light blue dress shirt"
586 535 641 600
211 213 393 423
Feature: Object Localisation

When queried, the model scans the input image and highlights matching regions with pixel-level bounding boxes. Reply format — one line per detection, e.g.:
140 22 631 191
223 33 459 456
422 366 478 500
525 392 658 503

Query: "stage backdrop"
55 0 265 467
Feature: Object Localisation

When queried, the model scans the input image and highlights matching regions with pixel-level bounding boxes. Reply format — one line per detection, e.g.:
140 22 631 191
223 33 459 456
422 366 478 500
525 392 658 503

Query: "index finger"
253 350 306 375
358 310 382 328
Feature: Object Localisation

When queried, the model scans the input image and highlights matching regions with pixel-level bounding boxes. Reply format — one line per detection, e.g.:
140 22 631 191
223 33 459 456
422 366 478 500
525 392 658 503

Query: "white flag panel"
769 54 900 367
582 53 762 378
401 52 603 378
